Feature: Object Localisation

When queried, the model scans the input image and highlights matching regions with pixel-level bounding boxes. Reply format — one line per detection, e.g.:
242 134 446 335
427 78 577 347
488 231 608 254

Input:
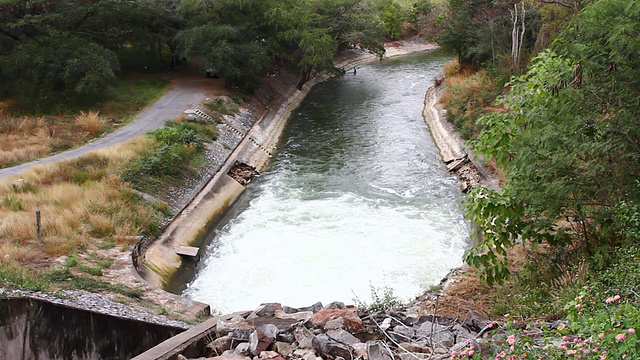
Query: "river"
183 50 470 313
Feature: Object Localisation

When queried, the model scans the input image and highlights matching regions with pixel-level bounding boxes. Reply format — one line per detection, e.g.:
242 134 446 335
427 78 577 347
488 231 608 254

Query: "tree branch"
540 0 578 12
0 28 21 42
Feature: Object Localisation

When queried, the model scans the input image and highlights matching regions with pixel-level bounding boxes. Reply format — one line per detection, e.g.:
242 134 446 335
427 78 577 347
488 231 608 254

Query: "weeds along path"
0 77 216 180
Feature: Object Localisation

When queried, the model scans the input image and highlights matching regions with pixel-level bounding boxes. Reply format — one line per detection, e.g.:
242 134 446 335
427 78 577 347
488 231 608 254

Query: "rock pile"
176 302 496 360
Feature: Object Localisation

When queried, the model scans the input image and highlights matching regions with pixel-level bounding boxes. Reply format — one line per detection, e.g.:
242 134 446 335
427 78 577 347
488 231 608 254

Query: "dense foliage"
0 0 433 106
465 0 640 285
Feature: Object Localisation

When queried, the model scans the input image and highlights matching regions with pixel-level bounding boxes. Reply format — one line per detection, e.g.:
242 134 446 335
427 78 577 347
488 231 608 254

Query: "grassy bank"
0 77 170 168
0 97 229 315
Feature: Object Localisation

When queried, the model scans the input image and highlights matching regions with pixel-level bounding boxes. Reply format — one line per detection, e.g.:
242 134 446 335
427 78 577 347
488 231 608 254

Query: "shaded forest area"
0 0 437 111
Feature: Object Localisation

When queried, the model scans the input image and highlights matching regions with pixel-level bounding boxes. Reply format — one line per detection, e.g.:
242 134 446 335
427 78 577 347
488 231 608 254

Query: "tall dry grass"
438 60 480 109
0 113 53 167
0 136 165 262
75 111 105 135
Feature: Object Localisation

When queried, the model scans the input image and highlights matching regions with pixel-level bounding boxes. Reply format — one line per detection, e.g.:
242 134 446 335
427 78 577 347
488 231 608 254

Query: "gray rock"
300 302 323 313
282 306 300 314
276 332 295 344
417 321 449 335
452 324 477 345
249 303 283 318
398 342 430 353
293 326 316 349
390 325 415 342
249 324 279 356
367 341 393 360
312 334 352 360
326 329 361 345
322 301 346 310
272 342 295 357
398 353 429 360
217 319 255 337
462 311 489 332
379 318 392 331
274 310 313 322
232 329 255 341
234 343 251 356
206 335 233 357
324 318 345 330
432 330 456 348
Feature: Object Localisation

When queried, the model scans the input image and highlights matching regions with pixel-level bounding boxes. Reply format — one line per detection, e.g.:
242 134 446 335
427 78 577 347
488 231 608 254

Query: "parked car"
205 68 220 78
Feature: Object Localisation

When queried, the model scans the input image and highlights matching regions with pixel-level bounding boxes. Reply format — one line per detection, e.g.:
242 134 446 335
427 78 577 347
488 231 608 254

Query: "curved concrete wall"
0 297 185 360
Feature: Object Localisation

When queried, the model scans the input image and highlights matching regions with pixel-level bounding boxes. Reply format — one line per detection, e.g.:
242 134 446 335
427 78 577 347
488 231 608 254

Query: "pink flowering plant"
450 247 640 360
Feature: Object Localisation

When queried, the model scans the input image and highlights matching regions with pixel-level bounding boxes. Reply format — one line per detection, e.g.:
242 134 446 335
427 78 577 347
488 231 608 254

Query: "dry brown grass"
75 111 106 135
0 241 41 262
439 68 486 110
0 136 165 263
0 113 53 167
425 244 532 319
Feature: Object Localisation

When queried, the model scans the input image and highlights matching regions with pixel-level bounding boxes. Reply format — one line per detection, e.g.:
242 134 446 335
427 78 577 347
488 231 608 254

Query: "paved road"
0 77 216 180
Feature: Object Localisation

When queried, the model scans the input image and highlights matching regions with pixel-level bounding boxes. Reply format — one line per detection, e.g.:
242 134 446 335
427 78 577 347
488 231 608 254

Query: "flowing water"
184 51 470 313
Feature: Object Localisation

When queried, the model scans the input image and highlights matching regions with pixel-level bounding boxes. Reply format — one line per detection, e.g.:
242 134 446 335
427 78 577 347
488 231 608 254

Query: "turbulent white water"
184 51 470 313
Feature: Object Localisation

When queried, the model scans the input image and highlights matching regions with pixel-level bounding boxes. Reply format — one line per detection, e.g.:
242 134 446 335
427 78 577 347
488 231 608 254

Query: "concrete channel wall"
134 40 440 296
0 297 185 360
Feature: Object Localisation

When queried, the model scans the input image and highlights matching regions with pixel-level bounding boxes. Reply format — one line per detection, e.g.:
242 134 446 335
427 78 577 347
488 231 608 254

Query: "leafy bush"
152 123 202 148
122 122 210 193
454 247 640 359
4 35 119 111
353 284 404 312
204 98 239 115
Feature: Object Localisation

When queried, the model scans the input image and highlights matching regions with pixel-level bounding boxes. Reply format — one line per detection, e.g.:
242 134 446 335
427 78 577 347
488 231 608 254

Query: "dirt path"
0 77 220 180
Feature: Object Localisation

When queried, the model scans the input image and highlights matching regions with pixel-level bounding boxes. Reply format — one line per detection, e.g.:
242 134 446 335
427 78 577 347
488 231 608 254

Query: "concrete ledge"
131 312 246 360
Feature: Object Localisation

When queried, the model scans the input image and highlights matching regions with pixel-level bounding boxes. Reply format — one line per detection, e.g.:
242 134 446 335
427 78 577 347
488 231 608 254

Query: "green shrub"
152 123 202 147
353 284 404 312
71 171 92 184
2 196 23 211
204 98 239 115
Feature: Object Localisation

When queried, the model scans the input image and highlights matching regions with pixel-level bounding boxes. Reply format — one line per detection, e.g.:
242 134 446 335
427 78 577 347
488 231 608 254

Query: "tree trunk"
297 69 312 90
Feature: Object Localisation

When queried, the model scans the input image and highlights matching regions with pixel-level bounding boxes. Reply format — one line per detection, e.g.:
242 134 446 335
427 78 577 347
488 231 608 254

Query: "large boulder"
312 334 353 360
294 326 316 349
217 318 255 337
311 309 363 332
249 303 283 318
249 324 279 356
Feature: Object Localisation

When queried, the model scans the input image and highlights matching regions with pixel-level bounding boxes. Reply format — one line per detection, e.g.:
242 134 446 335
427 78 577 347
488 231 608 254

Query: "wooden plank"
446 157 468 172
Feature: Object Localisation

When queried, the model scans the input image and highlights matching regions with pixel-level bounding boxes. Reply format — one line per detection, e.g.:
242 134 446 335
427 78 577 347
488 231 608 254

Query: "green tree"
375 0 405 40
466 0 640 284
179 23 269 89
4 35 119 110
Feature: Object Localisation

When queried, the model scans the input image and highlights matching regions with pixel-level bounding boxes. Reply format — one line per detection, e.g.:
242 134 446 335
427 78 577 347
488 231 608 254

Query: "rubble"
173 302 497 360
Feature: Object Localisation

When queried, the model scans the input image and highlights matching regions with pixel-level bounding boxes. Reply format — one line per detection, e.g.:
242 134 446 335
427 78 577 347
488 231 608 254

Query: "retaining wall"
0 297 185 360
